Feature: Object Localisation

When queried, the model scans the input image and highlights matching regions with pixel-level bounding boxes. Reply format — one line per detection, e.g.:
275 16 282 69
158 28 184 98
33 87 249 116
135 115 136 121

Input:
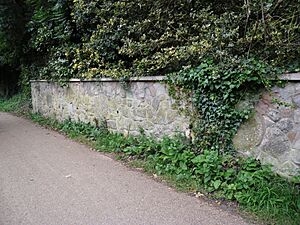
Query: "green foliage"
19 0 300 80
27 0 71 52
18 64 40 96
0 94 31 114
0 31 13 65
0 0 25 67
152 138 195 179
169 58 281 152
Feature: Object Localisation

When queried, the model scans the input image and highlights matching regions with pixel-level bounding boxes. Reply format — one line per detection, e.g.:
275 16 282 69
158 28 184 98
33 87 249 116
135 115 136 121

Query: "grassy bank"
1 95 299 225
0 93 31 115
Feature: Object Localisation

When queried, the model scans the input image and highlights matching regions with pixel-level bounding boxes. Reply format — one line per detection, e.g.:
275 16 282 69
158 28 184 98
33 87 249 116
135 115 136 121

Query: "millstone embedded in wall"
233 114 264 154
234 78 300 177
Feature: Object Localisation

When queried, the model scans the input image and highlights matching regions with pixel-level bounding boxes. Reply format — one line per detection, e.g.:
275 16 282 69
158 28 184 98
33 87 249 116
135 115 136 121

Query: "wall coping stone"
281 73 300 81
30 76 167 83
30 73 300 83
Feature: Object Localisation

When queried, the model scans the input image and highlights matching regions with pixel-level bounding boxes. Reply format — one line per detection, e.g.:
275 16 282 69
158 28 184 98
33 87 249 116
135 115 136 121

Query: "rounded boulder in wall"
233 114 264 153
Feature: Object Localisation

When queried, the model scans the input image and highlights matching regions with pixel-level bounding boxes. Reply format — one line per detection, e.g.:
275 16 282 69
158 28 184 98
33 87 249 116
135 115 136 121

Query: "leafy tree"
0 0 25 66
0 0 26 97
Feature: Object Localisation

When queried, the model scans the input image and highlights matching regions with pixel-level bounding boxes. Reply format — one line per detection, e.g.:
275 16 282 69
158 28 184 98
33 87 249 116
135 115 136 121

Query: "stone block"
67 103 74 115
135 107 148 118
136 89 145 99
267 109 281 122
152 98 160 111
144 88 154 102
280 161 299 176
156 100 170 124
46 94 52 106
260 127 290 157
292 133 300 150
148 84 157 97
122 99 131 107
280 108 294 118
257 151 278 167
121 89 127 98
146 108 155 119
294 110 300 123
292 94 300 107
287 131 297 143
273 84 295 103
289 149 300 166
276 118 293 133
107 120 117 129
154 83 167 96
294 83 300 92
261 92 273 103
256 100 271 115
165 110 179 124
263 116 275 128
129 131 140 136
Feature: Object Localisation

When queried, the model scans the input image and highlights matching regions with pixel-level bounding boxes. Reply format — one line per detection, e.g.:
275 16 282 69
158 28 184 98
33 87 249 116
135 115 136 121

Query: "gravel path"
0 112 253 225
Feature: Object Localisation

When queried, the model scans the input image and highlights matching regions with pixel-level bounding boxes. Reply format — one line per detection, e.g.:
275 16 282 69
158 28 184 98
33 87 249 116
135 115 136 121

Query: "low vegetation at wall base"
0 93 31 114
26 112 300 225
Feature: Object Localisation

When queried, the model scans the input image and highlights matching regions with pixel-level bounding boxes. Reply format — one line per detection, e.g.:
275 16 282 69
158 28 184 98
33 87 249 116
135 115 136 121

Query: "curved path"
0 112 253 225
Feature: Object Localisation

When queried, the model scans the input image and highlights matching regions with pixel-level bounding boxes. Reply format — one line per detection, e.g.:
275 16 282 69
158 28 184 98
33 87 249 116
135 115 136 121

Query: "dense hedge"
23 0 299 80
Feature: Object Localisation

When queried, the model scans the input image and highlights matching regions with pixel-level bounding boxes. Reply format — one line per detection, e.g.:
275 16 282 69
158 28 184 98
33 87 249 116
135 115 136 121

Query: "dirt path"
0 112 253 225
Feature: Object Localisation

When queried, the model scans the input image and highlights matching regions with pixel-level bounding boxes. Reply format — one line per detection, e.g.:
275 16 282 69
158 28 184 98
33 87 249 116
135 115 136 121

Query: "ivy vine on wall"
169 58 281 153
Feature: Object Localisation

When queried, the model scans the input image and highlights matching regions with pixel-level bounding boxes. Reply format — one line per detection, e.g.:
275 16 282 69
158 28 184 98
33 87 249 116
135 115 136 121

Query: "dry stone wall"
31 77 189 137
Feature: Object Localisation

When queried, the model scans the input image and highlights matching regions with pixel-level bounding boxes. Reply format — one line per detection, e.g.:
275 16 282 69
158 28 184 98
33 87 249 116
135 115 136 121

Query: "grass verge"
0 93 31 115
1 95 300 225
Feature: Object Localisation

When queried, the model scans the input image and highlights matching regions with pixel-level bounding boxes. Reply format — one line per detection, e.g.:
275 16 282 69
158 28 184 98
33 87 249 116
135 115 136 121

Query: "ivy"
169 58 281 153
19 0 300 81
27 0 71 53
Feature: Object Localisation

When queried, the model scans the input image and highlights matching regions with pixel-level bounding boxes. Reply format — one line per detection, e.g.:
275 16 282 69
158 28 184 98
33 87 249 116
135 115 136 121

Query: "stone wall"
234 73 300 176
31 74 300 176
31 77 189 137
